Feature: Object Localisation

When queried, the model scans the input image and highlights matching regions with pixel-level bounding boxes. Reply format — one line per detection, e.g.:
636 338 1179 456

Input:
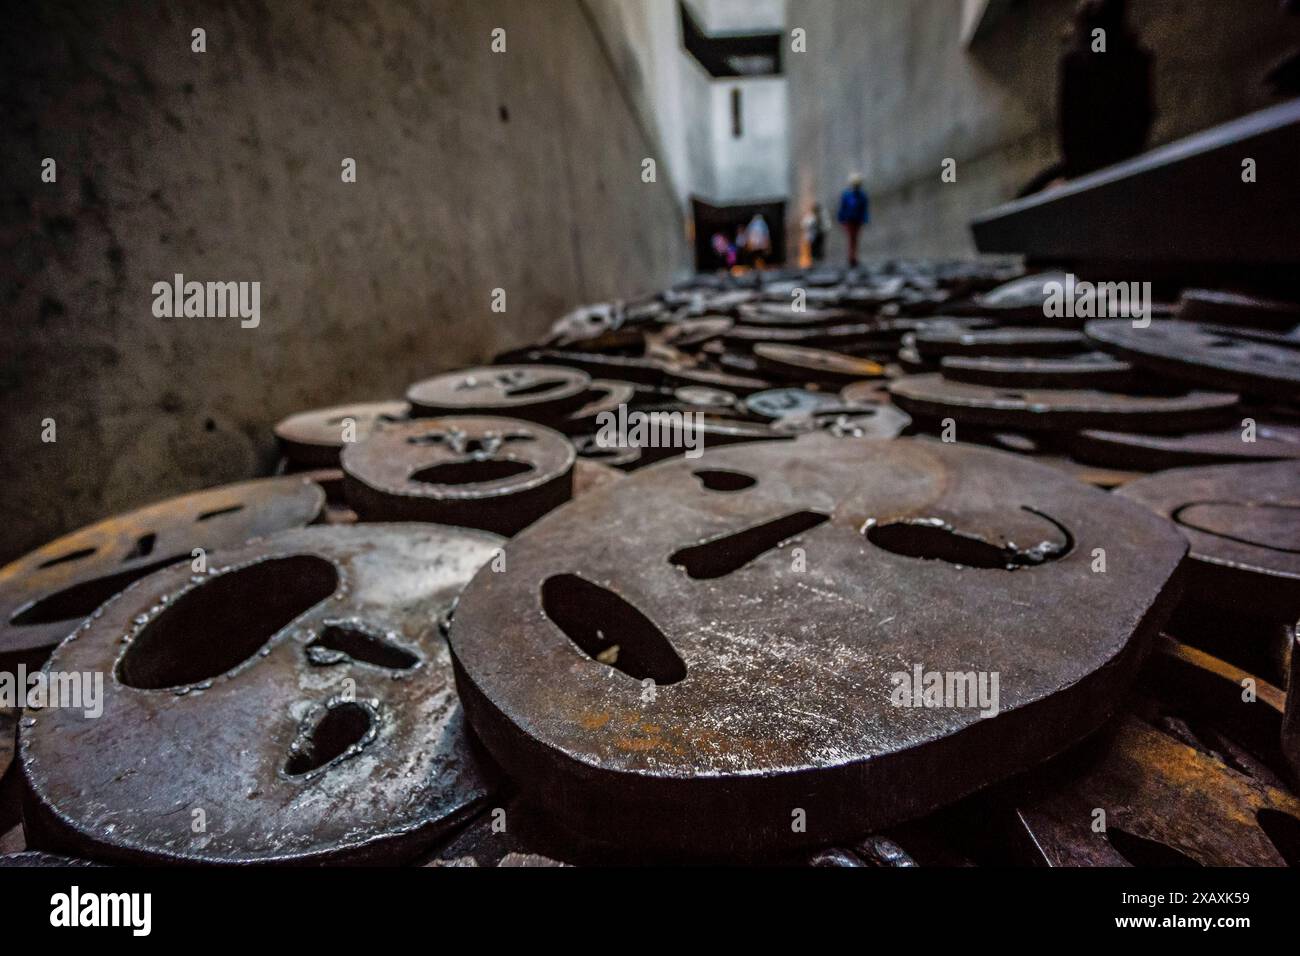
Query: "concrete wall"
589 0 790 210
786 0 1300 263
711 77 789 202
0 0 688 562
585 0 719 208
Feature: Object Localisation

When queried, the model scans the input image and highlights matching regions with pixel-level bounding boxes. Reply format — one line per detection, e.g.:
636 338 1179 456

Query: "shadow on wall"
0 0 687 563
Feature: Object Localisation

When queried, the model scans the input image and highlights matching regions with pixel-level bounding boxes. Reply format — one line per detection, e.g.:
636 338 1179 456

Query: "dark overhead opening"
680 2 782 77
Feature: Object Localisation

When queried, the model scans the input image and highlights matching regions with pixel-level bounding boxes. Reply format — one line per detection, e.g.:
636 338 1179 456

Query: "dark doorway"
693 197 786 272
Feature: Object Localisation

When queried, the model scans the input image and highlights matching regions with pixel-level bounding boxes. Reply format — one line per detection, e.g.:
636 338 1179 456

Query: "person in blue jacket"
836 173 869 267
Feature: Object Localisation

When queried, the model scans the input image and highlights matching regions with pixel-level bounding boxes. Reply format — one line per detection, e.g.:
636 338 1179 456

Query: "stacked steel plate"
2 265 1296 866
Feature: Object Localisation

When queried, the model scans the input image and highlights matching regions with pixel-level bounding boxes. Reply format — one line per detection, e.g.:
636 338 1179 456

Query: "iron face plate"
448 435 1187 854
0 477 326 666
889 374 1239 433
939 353 1134 390
1086 320 1300 399
273 400 410 467
406 365 591 421
20 524 501 865
1071 422 1300 470
1118 459 1300 620
341 416 574 536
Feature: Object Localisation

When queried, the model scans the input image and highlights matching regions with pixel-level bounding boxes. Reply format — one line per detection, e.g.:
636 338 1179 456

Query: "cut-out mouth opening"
117 555 339 689
542 574 685 684
865 507 1073 570
11 555 186 626
410 459 535 485
504 379 565 397
670 511 829 579
284 701 376 776
36 546 97 570
306 623 419 670
197 504 244 521
1173 500 1300 554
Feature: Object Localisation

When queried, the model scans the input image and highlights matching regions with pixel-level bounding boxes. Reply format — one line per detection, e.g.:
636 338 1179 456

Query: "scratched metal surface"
0 476 326 667
448 433 1187 855
20 524 502 865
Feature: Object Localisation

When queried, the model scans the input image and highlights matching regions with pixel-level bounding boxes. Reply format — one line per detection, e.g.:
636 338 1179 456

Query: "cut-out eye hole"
542 574 685 685
117 555 338 689
410 460 534 485
1105 828 1202 867
197 504 244 521
693 469 757 492
996 392 1027 401
1256 809 1300 866
284 702 376 777
11 556 184 626
504 379 564 397
36 547 97 570
815 408 875 420
306 623 418 670
865 507 1072 570
124 533 157 561
671 511 829 579
503 432 535 442
406 432 448 446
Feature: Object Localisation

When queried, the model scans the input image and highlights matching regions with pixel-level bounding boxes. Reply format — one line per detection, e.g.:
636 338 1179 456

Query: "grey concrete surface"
786 0 1300 263
0 0 687 562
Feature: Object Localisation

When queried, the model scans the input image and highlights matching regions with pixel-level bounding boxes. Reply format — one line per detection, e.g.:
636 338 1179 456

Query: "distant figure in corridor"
745 213 772 268
836 173 869 267
802 202 828 264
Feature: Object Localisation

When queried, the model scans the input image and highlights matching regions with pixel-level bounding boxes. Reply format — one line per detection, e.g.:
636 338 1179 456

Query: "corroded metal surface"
407 365 591 421
839 379 895 406
572 460 626 498
0 851 99 868
1087 320 1300 399
1285 627 1300 788
1118 460 1300 621
770 404 911 440
940 352 1134 390
0 477 326 667
912 328 1086 359
560 381 636 435
341 416 574 536
0 708 14 784
1179 289 1300 330
971 272 1070 320
890 374 1239 433
753 344 886 386
1006 716 1300 866
20 524 501 865
659 363 769 396
744 388 848 422
651 316 733 350
573 434 644 470
273 400 410 467
1071 421 1300 470
448 435 1186 855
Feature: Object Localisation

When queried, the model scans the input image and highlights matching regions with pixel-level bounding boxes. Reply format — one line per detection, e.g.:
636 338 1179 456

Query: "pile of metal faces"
2 261 1297 866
